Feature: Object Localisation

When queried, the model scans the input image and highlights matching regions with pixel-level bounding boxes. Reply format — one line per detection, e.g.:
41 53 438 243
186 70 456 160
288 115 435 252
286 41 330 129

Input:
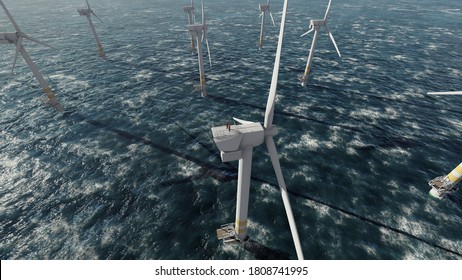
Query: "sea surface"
1 0 461 260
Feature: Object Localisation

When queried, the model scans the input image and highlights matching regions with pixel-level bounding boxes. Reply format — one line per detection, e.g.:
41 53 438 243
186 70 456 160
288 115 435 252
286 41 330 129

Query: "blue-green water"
1 0 461 259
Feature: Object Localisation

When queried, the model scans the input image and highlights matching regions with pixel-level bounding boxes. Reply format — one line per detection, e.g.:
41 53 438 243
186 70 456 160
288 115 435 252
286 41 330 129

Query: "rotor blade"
86 0 91 10
427 91 462 95
191 0 196 23
269 12 276 27
233 117 255 124
326 26 341 57
91 11 104 22
265 136 304 260
259 12 263 18
300 28 314 37
205 36 212 67
201 0 205 25
11 36 22 75
0 1 22 33
263 0 288 129
22 34 56 49
324 0 332 20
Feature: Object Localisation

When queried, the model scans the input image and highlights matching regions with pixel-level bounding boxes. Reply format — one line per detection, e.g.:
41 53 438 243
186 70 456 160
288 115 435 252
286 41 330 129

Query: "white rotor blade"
428 91 462 95
192 0 196 23
91 11 104 22
205 36 212 67
326 26 341 57
22 34 55 49
324 0 332 20
269 12 276 27
233 117 255 124
11 36 22 75
259 12 263 18
0 1 22 33
266 136 304 260
300 28 314 37
86 0 91 10
263 0 288 129
201 0 205 25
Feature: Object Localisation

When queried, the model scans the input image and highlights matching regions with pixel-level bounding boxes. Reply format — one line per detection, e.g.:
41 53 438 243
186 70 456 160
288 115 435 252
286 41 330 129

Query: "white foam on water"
257 183 278 203
133 69 153 82
286 133 321 150
177 161 201 178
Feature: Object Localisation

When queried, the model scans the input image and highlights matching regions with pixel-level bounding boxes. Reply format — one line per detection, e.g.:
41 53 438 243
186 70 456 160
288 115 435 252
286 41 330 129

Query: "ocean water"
1 0 461 260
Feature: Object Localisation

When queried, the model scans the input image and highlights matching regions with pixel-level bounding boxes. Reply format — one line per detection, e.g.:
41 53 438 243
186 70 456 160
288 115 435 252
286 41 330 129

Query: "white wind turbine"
78 0 106 60
0 0 63 112
183 0 197 54
188 0 212 97
299 0 341 86
258 0 276 49
212 0 304 260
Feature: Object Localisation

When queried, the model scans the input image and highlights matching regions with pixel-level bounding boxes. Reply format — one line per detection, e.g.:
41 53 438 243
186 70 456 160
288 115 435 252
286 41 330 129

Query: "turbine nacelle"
78 8 91 17
188 24 203 36
259 4 270 12
211 122 264 162
183 6 194 13
310 19 326 29
0 32 18 43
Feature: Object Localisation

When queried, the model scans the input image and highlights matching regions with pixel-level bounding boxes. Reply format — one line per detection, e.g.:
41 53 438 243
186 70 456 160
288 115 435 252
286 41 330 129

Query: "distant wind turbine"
187 0 212 97
212 0 304 260
78 0 106 59
0 0 64 111
299 0 341 86
258 0 276 49
183 0 197 54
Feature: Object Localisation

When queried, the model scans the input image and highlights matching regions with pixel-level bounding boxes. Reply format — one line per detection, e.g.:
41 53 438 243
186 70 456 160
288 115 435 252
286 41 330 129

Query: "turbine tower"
299 0 341 86
183 0 197 54
258 0 276 49
212 0 304 260
78 0 106 59
188 0 211 97
0 0 63 112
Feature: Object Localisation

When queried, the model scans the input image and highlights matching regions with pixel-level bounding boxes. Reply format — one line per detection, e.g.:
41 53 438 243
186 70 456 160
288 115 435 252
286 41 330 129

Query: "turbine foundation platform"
428 176 459 199
216 224 249 245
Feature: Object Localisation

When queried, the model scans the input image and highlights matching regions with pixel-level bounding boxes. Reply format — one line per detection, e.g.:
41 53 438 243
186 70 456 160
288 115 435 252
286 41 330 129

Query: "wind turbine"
187 0 212 97
212 0 304 260
78 0 106 60
0 0 63 112
183 0 197 54
299 0 341 86
258 0 276 49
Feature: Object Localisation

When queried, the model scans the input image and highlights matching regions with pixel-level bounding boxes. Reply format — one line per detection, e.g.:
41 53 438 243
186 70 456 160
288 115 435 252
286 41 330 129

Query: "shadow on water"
243 239 291 260
62 111 237 182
